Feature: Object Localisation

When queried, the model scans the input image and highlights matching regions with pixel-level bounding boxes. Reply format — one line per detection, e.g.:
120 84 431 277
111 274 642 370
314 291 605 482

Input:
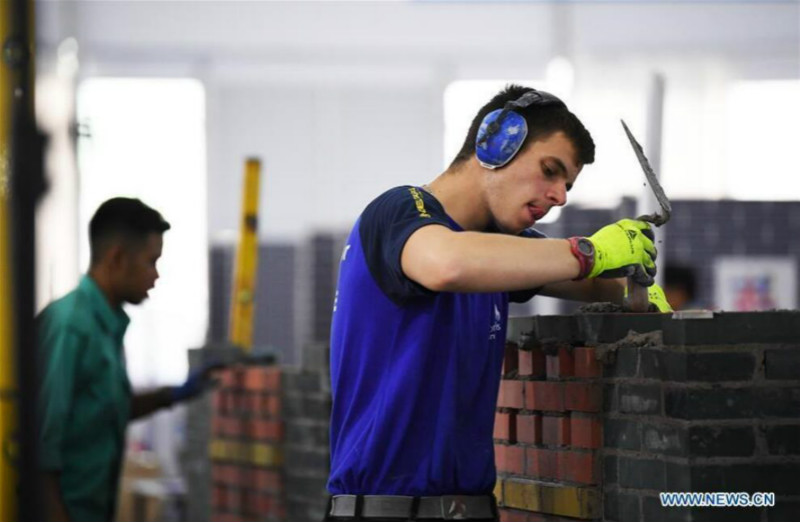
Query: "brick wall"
210 365 285 522
495 342 602 521
498 311 800 522
282 343 332 522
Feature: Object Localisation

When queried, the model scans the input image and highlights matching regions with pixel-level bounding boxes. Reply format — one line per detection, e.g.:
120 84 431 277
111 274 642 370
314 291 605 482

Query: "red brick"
211 414 224 436
525 381 565 412
545 346 574 379
495 444 524 475
226 488 242 512
498 380 524 410
224 417 244 438
494 412 517 443
503 343 519 376
574 347 601 378
253 469 282 492
213 513 242 522
212 464 239 485
212 390 225 414
247 419 283 441
542 415 571 447
571 415 602 449
516 414 542 445
558 450 597 485
518 348 546 377
257 493 275 516
242 366 281 392
564 382 602 412
525 448 557 480
212 485 227 509
260 394 281 417
218 367 240 389
241 391 262 414
222 390 237 413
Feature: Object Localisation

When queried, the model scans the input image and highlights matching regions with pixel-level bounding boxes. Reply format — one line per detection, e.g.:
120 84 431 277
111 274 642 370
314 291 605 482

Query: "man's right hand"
586 219 657 285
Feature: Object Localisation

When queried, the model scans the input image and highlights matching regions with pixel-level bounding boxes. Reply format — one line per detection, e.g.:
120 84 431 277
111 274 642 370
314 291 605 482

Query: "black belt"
329 494 496 520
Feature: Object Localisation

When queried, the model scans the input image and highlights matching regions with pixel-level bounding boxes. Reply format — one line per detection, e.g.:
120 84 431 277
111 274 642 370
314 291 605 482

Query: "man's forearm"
538 277 626 303
43 472 70 522
130 387 173 421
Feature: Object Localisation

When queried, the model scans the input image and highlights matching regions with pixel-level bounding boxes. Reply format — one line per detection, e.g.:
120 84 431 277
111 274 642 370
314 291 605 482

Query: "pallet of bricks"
494 339 602 522
211 364 285 522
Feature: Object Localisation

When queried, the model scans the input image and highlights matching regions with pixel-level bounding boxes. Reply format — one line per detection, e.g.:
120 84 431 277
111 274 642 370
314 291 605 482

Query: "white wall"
36 1 800 241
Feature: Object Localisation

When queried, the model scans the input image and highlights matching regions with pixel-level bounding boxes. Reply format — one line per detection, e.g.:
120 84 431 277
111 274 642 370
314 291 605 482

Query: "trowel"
621 120 672 312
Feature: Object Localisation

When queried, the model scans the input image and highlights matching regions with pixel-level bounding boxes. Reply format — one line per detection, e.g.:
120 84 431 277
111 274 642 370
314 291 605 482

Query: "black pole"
6 0 46 518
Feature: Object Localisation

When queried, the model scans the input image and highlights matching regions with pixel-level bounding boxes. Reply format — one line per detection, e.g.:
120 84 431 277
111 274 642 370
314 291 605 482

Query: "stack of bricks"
495 340 602 521
497 311 800 522
210 365 285 522
281 343 333 522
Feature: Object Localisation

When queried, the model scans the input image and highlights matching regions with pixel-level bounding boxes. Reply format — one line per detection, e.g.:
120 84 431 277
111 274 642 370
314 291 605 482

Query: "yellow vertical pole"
0 1 17 520
228 158 261 352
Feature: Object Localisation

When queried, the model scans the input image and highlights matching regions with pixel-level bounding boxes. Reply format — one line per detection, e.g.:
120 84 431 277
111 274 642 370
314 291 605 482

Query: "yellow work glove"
624 282 673 313
586 219 657 286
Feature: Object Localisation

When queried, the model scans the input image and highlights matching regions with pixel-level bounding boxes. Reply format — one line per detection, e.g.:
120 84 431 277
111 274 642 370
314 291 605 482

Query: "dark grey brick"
665 461 691 491
688 425 755 457
618 456 665 490
619 383 661 415
689 506 764 522
604 454 618 485
665 388 756 420
641 495 691 522
642 423 687 457
765 349 800 380
282 393 332 420
767 499 800 522
765 425 800 455
284 446 330 472
686 351 756 382
604 346 639 378
604 418 642 451
604 383 619 412
604 491 640 522
640 349 687 381
692 465 800 496
285 420 329 448
282 370 323 393
758 387 800 418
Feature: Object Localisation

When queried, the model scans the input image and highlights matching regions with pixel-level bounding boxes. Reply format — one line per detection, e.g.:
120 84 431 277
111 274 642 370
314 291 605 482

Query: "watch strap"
568 236 595 280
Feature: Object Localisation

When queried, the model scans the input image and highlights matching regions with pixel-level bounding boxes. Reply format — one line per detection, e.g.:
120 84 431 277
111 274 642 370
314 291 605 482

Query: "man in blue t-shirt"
326 85 671 522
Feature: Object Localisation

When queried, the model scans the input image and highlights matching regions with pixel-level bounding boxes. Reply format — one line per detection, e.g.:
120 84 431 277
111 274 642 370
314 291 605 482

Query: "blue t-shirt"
328 186 542 496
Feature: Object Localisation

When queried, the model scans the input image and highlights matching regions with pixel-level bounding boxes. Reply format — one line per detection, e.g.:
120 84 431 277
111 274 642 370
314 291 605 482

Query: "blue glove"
170 361 226 404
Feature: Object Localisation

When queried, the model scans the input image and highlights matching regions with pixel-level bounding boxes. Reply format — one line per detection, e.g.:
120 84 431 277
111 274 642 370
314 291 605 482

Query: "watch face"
578 238 595 256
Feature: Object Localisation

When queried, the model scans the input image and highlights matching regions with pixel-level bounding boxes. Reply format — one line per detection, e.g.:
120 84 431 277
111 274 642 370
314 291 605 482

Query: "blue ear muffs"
476 110 528 169
475 89 566 169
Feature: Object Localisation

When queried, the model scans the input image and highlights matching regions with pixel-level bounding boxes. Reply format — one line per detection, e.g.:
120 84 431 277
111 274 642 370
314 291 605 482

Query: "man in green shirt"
37 198 213 522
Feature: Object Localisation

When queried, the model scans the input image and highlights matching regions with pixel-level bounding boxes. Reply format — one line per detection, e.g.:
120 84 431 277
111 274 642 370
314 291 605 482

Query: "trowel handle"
625 276 650 312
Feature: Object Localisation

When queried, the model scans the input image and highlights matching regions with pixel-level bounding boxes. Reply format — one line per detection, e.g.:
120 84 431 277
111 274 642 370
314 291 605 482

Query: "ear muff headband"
475 89 566 169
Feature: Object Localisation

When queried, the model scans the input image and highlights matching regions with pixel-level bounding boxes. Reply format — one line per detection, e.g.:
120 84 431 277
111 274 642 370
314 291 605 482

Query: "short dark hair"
89 197 170 264
450 84 595 169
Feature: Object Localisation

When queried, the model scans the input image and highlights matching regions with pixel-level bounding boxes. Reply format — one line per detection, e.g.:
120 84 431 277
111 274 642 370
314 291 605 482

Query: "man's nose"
548 183 567 207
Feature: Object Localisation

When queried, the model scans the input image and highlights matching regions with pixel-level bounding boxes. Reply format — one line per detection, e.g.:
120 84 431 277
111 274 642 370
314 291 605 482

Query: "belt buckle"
440 495 469 520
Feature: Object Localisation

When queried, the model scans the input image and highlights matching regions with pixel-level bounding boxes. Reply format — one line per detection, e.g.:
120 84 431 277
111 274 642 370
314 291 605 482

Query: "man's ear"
106 242 128 271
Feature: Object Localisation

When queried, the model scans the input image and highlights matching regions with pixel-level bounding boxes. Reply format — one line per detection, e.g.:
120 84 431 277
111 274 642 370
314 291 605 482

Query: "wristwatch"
568 237 596 280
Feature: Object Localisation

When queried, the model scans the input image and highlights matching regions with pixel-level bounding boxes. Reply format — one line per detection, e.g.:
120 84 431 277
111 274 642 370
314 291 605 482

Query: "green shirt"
37 275 132 522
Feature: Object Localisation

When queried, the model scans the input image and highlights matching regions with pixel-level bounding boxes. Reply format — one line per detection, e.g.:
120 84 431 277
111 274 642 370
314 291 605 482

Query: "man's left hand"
646 283 672 312
170 361 226 404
